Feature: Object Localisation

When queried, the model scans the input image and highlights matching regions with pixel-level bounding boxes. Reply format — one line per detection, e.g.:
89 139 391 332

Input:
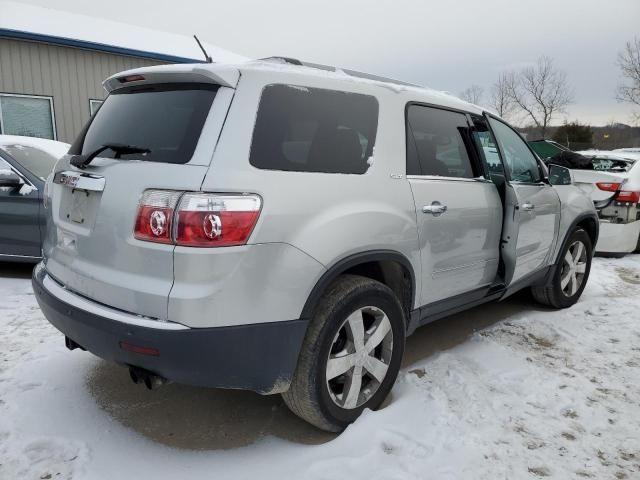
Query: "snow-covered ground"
1 256 640 479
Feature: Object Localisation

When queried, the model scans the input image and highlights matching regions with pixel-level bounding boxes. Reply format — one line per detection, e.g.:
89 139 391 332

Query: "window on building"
406 105 475 178
250 84 378 174
89 99 103 116
0 94 56 140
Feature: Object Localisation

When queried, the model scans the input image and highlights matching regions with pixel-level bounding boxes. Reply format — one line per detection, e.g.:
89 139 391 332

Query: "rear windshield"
250 84 379 174
591 157 635 172
74 83 217 164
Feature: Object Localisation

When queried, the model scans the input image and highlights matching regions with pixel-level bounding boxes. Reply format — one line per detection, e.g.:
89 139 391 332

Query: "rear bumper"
595 220 640 254
32 263 308 394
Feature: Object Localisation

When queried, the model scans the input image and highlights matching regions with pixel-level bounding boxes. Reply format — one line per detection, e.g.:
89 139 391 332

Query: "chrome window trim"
0 253 41 259
406 174 491 183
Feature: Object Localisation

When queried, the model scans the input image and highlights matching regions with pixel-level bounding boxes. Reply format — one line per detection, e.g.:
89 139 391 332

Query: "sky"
19 0 640 126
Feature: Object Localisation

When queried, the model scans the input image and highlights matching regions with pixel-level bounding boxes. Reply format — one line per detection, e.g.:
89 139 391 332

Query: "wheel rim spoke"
365 316 391 353
573 242 584 263
364 356 389 383
561 271 572 289
575 262 586 274
564 251 574 267
326 353 356 380
343 367 363 409
347 311 365 351
569 273 578 296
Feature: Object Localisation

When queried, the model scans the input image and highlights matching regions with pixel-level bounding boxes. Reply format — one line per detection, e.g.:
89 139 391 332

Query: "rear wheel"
283 275 405 432
532 228 593 308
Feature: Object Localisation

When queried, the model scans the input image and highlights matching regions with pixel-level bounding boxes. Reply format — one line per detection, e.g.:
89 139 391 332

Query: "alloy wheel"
560 240 588 297
325 306 394 409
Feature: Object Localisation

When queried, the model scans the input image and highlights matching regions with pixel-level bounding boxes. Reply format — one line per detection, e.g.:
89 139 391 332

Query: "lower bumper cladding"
32 264 308 394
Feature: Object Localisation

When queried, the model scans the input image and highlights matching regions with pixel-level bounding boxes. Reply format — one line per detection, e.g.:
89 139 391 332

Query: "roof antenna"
193 35 212 63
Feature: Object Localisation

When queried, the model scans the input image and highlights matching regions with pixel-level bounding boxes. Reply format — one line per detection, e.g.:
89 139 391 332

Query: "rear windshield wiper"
70 143 151 169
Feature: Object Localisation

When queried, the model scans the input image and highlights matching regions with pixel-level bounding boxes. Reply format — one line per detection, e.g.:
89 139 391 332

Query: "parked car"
0 135 70 263
567 149 640 256
32 59 598 432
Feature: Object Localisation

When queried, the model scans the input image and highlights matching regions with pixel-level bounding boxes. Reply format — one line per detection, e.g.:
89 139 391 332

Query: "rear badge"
59 172 79 188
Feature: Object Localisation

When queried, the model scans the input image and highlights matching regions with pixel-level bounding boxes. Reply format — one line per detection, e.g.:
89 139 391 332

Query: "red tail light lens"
596 182 621 192
615 190 640 203
134 190 182 244
175 194 262 247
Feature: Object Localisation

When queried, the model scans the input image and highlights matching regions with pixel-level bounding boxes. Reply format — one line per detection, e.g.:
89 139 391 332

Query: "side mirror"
548 164 573 186
0 172 22 188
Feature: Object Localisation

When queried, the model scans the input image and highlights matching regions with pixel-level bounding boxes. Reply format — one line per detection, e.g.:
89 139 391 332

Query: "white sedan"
573 149 640 255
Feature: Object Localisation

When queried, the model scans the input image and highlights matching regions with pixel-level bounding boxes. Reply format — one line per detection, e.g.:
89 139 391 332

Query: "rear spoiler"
103 63 240 93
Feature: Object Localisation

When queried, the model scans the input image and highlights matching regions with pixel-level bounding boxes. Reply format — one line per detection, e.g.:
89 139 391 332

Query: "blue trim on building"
0 28 204 64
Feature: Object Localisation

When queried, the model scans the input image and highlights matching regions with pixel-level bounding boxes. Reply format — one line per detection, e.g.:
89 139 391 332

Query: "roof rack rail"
259 56 303 66
259 56 420 89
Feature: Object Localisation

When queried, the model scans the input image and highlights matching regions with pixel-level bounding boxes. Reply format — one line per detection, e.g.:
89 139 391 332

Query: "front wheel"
283 275 405 432
531 228 593 309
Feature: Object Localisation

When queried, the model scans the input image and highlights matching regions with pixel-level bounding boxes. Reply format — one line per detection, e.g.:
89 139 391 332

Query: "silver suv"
33 59 598 432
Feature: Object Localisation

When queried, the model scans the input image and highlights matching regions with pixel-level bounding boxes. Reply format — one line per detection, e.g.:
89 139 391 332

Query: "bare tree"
489 72 516 120
616 37 640 115
459 84 484 105
505 56 572 138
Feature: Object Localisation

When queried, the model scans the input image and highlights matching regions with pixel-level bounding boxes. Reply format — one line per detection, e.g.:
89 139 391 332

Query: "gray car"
0 136 69 262
32 59 598 432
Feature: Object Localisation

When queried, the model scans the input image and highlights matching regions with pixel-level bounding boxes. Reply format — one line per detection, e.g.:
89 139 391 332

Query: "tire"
282 274 405 432
531 228 593 309
634 233 640 254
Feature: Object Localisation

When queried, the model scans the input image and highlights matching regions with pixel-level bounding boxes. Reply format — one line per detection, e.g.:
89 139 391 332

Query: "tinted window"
250 84 378 174
406 105 475 178
77 84 217 164
0 144 59 180
488 118 542 183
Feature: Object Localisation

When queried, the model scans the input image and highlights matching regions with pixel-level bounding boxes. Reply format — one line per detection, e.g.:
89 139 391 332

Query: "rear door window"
250 84 378 174
73 83 218 164
406 105 476 178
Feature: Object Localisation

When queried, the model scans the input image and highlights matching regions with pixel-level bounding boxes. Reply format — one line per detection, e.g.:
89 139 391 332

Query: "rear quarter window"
249 84 379 174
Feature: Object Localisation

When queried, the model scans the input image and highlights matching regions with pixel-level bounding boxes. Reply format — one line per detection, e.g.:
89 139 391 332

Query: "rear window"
73 83 217 164
250 84 378 174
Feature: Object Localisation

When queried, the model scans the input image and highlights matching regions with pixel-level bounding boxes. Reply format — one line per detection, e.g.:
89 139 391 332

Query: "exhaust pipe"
129 367 167 390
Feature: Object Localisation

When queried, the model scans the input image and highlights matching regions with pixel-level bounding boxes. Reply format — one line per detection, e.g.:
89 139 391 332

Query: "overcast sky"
23 0 640 126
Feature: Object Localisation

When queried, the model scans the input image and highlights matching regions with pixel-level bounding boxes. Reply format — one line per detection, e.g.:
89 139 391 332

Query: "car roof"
0 135 70 159
104 59 490 118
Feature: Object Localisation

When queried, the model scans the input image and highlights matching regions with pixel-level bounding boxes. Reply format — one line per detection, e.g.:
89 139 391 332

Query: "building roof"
0 1 247 64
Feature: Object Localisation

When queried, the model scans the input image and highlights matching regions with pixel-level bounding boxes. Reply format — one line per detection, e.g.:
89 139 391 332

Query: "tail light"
596 182 621 192
595 182 639 204
134 190 182 244
134 190 261 247
176 193 261 247
615 190 640 203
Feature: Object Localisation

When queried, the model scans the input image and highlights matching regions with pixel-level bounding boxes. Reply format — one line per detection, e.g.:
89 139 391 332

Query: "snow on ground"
1 256 640 479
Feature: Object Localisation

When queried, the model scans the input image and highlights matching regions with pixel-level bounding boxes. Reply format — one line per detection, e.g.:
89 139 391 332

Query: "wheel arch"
300 250 416 325
556 212 599 264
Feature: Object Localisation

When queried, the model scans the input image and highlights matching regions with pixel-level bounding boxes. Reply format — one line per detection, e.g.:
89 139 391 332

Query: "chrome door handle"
521 203 535 211
422 202 447 216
